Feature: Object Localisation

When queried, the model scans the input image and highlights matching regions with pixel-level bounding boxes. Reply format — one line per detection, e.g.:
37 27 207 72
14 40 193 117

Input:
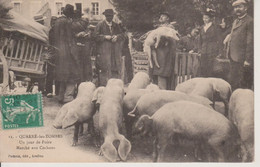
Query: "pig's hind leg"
152 137 159 162
156 133 171 162
208 138 226 162
72 122 80 146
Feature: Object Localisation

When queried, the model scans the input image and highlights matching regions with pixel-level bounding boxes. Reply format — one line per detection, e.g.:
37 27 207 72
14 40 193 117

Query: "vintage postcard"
0 0 257 165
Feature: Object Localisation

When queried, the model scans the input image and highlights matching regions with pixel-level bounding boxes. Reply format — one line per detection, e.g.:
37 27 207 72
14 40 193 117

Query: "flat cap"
232 0 247 6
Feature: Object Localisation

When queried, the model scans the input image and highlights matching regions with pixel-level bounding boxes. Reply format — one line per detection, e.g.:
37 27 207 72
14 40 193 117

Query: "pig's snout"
53 124 62 129
134 115 153 136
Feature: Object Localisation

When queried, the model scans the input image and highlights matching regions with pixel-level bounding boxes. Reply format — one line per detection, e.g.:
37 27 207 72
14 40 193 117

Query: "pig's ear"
92 87 105 103
118 136 131 161
62 113 78 129
101 142 118 162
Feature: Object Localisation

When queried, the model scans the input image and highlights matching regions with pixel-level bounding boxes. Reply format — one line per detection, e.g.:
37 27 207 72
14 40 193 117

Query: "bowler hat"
103 9 115 16
63 4 74 17
159 12 171 19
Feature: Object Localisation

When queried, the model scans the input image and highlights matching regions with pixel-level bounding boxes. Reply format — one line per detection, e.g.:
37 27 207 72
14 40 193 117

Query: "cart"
0 10 49 93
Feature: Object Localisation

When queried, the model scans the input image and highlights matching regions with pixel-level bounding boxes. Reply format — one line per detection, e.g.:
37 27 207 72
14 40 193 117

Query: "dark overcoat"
229 14 253 65
228 14 253 90
198 24 221 77
71 18 93 82
53 16 80 82
152 37 176 78
94 20 125 86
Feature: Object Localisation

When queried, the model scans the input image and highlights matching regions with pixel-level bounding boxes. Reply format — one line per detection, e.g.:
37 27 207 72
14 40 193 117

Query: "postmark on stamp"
1 93 43 130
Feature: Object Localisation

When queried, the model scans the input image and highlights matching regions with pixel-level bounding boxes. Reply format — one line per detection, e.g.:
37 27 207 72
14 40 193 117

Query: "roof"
0 10 48 43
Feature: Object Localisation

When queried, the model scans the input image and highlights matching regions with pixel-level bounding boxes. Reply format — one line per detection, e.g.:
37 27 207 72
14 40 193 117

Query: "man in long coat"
71 10 93 83
53 4 80 103
228 0 253 90
151 12 176 90
94 9 125 86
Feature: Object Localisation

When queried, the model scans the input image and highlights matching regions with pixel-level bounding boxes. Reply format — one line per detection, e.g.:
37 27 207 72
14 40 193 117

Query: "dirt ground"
41 95 227 162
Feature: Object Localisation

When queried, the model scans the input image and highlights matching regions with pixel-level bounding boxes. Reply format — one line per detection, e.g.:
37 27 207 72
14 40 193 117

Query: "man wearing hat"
94 9 125 86
150 12 177 90
53 4 81 103
71 9 93 83
228 0 253 90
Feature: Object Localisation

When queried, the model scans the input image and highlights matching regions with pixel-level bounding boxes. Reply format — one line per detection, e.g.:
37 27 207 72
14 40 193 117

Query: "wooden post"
121 56 126 83
0 49 9 93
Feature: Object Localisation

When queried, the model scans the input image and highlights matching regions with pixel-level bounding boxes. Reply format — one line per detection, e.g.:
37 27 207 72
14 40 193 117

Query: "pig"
135 101 241 162
128 90 213 118
228 89 254 162
126 72 150 91
123 83 160 139
98 79 131 162
189 80 217 107
53 82 96 146
175 77 232 116
144 26 179 68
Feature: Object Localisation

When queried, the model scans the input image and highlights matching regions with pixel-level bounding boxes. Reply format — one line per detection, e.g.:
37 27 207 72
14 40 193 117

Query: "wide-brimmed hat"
103 9 115 16
232 0 247 6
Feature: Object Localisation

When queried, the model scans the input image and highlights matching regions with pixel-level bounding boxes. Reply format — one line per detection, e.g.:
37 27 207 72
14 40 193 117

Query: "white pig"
98 79 131 162
123 83 160 139
53 82 96 146
126 72 150 91
228 89 254 162
135 101 241 162
128 90 213 117
175 77 232 116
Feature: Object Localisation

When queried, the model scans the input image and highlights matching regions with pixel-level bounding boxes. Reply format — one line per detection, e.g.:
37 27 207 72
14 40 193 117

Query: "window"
13 2 21 13
56 2 63 15
75 3 82 13
92 2 99 15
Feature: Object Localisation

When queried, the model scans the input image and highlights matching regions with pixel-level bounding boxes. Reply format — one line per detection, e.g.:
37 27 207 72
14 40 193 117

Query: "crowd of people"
44 0 253 104
45 5 131 103
148 0 253 90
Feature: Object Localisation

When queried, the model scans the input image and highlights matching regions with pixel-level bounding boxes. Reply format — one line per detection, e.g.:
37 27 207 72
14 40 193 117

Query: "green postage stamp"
1 93 43 130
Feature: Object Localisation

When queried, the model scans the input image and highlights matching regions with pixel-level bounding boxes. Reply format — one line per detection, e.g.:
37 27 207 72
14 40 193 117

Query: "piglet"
228 89 254 162
144 26 179 68
98 79 131 162
53 82 96 146
136 101 241 162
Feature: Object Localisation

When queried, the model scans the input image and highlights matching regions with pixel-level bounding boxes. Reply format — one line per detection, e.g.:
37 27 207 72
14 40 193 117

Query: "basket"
131 50 149 75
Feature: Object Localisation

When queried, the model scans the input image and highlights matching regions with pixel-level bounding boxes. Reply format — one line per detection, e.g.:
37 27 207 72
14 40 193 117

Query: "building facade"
10 0 115 26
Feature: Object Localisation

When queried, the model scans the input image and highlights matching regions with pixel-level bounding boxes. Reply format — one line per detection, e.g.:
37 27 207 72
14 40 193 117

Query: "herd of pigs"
52 72 254 162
